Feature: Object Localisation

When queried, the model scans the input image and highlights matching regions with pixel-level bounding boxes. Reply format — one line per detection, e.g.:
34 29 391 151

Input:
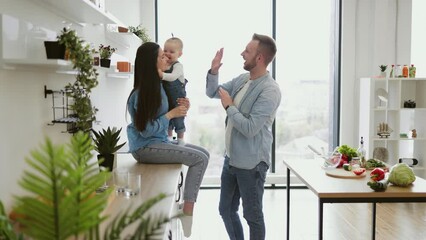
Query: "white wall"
340 0 412 147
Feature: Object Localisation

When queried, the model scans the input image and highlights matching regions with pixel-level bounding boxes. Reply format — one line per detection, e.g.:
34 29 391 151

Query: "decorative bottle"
389 64 395 78
409 64 416 78
395 65 402 77
402 65 409 78
357 137 367 168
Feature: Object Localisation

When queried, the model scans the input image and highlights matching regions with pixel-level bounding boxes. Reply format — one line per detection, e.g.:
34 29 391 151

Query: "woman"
127 42 209 237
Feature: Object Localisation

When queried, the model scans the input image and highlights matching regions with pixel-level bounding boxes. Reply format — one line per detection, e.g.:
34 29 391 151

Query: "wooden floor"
188 188 426 240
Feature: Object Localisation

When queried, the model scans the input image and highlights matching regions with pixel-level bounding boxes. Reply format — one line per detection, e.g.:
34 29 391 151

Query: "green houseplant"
379 65 387 77
99 44 116 68
0 132 171 240
128 24 151 43
58 27 99 133
92 127 126 171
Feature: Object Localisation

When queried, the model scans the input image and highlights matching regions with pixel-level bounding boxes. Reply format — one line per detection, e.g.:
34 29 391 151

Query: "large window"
158 0 337 179
412 0 426 78
274 0 334 174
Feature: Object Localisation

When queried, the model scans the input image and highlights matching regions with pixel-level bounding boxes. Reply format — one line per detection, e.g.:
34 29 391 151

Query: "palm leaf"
0 201 24 240
103 193 173 240
13 132 110 240
5 132 173 240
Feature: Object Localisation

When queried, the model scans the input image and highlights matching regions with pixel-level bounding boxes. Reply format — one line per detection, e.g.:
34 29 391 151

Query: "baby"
161 37 188 146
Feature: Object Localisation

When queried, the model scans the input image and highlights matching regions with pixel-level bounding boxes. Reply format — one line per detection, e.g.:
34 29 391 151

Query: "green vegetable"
388 163 416 187
343 163 352 171
365 159 386 169
337 145 358 159
367 179 389 191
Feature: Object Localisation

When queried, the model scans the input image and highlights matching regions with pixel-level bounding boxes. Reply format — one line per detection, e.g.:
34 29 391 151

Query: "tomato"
338 155 349 168
353 168 366 175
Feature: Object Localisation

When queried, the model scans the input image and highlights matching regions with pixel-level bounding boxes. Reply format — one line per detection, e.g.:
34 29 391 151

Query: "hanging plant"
58 27 99 133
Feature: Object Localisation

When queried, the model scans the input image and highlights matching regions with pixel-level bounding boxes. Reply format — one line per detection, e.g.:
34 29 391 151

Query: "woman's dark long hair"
128 42 162 131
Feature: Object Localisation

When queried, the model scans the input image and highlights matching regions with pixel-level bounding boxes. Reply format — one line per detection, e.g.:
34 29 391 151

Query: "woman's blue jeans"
219 157 268 240
131 142 209 202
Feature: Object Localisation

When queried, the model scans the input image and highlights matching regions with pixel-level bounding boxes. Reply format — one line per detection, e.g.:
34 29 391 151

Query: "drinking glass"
125 173 141 197
113 168 128 194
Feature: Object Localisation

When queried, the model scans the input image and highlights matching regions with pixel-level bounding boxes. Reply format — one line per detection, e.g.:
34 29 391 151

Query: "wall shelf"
33 0 122 25
2 58 77 74
372 137 426 141
105 31 142 49
359 77 426 172
105 71 133 79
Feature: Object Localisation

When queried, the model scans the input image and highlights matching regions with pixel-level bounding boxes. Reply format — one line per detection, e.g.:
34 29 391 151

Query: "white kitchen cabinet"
359 77 426 177
33 0 122 25
1 0 135 72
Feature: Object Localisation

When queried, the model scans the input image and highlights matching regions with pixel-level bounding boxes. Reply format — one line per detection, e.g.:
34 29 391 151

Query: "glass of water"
113 168 128 194
125 173 141 197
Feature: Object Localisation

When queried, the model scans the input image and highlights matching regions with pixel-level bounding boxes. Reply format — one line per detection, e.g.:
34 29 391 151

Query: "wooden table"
100 154 184 239
283 158 426 240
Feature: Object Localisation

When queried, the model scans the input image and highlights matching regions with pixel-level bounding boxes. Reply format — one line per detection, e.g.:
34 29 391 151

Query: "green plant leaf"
92 127 126 155
3 132 170 240
103 193 171 240
0 201 23 240
58 27 98 133
13 132 110 240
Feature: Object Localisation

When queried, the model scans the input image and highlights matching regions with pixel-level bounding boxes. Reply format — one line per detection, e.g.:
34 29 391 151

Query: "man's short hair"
252 33 276 65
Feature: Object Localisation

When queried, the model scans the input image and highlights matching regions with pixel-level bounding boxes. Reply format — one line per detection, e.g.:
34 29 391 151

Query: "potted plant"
379 65 387 77
44 40 66 59
58 27 99 133
118 26 128 33
0 132 171 240
92 127 126 171
99 44 116 68
128 24 151 43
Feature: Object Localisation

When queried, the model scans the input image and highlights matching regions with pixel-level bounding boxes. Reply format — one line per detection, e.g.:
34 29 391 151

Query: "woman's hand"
177 97 190 109
166 105 187 120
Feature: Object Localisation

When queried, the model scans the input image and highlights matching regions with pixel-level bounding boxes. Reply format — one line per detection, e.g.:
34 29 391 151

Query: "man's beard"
243 58 256 71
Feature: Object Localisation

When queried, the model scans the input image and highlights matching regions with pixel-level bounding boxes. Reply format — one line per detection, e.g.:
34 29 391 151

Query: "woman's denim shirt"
206 71 281 170
127 86 170 153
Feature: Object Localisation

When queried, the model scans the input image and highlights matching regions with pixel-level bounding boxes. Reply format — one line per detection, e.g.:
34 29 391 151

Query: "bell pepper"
370 168 386 181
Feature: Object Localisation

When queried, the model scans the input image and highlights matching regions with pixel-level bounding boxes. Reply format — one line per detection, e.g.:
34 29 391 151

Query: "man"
206 33 281 240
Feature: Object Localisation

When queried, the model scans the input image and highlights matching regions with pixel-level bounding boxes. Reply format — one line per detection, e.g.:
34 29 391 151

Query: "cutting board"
325 168 367 178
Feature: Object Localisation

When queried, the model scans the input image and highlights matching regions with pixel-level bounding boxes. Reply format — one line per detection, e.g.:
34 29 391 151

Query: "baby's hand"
158 68 163 78
177 97 190 109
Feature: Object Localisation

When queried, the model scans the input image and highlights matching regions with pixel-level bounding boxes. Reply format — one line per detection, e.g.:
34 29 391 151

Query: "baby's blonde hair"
165 37 183 51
